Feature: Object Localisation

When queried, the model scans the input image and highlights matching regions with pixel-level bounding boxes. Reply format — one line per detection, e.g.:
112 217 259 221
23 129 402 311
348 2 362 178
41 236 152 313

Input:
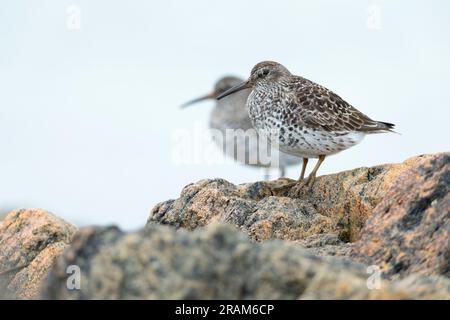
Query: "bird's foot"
287 175 316 197
270 178 297 195
305 175 316 188
276 177 294 183
287 180 308 197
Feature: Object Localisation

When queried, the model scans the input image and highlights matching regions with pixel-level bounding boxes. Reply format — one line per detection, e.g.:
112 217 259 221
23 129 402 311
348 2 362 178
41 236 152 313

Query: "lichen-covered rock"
0 209 77 299
351 153 450 279
3 153 448 300
149 153 447 243
42 223 450 299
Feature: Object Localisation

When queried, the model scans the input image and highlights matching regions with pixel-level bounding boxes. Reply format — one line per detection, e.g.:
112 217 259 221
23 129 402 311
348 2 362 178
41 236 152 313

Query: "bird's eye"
260 69 269 77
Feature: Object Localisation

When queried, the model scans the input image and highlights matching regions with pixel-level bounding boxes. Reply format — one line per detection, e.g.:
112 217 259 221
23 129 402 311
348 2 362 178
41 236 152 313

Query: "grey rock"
42 223 449 299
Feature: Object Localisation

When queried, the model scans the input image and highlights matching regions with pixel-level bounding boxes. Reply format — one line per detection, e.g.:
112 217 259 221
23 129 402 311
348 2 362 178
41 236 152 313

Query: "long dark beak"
181 92 216 108
216 80 252 100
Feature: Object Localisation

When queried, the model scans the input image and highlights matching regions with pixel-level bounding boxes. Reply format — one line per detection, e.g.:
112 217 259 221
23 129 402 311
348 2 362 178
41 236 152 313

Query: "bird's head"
181 76 243 108
217 61 291 100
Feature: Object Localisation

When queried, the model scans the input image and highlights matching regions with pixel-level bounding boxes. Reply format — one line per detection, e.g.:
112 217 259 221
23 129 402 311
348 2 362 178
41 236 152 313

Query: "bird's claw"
287 175 316 197
270 179 297 195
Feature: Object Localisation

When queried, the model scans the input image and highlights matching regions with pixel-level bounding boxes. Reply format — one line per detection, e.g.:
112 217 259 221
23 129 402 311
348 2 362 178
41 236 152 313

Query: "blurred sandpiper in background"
181 76 300 179
1 1 449 229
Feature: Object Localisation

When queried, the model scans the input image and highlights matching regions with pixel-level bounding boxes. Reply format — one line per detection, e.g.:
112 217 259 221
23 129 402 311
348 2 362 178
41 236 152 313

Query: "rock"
390 275 450 300
149 178 352 243
0 209 77 299
300 270 450 300
297 234 352 257
149 153 450 282
2 153 447 299
42 223 450 299
351 153 450 279
149 153 447 244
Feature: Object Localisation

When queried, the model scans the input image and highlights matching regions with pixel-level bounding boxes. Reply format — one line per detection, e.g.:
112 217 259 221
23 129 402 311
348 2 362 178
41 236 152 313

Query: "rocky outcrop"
149 153 450 279
150 154 447 238
0 209 77 299
42 223 450 299
351 153 449 279
1 153 448 299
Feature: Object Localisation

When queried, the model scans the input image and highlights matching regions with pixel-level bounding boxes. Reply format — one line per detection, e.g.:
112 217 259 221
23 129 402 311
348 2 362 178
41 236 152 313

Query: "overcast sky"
1 0 449 229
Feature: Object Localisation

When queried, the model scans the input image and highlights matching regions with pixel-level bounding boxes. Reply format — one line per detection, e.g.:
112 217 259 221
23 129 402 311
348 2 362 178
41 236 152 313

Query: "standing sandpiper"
182 76 300 178
217 61 395 186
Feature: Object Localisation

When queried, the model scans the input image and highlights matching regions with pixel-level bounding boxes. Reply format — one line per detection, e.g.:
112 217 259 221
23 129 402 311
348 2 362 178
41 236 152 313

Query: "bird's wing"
292 82 393 133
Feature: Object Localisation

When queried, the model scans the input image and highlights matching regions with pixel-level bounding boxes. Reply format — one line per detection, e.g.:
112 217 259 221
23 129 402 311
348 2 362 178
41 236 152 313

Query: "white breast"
280 128 365 158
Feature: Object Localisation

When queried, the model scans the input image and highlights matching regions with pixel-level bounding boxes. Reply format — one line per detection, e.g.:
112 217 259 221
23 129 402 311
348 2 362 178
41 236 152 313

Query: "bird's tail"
373 121 398 134
379 121 395 130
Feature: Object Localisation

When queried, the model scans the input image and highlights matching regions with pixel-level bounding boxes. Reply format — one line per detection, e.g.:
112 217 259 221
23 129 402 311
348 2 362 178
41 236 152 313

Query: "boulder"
0 209 77 299
42 223 450 299
149 153 450 281
149 153 448 244
2 153 448 300
351 153 449 278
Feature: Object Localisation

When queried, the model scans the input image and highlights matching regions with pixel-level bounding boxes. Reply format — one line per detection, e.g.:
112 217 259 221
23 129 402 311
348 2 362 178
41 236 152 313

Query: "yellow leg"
305 155 325 186
299 158 308 180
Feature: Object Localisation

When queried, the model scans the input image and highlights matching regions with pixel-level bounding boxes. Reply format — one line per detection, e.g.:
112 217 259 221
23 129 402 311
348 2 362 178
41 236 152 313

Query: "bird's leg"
299 158 309 180
263 168 271 181
305 155 325 186
279 166 286 178
283 158 310 197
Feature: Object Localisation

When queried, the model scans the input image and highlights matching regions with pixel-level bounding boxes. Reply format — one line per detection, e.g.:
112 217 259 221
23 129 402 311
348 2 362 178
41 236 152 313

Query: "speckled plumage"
183 76 300 176
217 61 395 184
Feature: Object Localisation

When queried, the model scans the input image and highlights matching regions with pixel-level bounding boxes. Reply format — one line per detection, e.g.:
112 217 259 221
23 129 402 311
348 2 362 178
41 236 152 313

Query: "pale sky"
1 0 449 229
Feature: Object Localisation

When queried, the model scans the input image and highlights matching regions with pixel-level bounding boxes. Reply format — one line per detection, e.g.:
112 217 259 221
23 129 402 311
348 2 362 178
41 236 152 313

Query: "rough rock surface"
42 223 450 299
149 153 450 280
2 153 448 300
149 154 448 243
351 152 449 279
0 209 77 299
